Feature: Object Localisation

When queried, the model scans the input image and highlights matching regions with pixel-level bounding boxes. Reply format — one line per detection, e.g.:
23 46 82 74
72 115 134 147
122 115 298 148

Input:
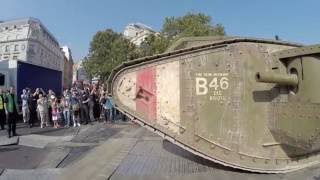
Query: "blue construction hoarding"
16 61 62 98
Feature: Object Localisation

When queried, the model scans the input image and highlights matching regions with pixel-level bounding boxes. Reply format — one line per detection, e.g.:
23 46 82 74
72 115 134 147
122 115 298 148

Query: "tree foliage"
83 29 138 82
140 12 226 56
83 12 226 82
163 12 225 37
139 34 171 56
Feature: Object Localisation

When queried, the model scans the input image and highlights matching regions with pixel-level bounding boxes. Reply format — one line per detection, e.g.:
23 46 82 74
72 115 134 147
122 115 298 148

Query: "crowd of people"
0 84 117 138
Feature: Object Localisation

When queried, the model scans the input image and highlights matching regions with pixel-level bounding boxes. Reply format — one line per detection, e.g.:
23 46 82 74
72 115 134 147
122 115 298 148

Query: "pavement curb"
0 169 62 180
19 134 73 148
0 136 19 146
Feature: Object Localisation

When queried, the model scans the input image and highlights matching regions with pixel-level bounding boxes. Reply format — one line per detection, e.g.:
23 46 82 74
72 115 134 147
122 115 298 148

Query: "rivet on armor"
179 128 185 134
195 136 200 142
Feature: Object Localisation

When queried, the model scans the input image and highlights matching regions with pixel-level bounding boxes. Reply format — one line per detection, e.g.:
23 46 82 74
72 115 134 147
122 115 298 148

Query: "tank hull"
109 38 320 173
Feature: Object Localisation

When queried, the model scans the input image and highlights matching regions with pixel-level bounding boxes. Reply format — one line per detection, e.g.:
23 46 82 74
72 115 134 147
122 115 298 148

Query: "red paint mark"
136 67 156 122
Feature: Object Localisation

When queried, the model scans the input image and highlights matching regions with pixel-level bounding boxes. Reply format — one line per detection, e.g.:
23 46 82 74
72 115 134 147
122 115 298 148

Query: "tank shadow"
161 139 250 174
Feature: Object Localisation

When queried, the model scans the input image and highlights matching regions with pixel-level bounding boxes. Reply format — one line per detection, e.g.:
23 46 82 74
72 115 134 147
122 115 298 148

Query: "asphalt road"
1 121 320 180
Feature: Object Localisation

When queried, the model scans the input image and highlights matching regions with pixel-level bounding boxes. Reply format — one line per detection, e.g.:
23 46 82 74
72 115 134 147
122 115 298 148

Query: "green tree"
140 12 226 56
139 34 170 56
83 29 138 82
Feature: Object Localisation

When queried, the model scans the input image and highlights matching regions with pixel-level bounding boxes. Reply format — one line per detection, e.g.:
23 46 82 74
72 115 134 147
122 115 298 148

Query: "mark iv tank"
107 36 320 173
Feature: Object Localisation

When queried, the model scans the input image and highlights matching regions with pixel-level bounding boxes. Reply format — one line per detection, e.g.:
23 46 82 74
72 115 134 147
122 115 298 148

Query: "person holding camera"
21 89 30 124
37 93 49 128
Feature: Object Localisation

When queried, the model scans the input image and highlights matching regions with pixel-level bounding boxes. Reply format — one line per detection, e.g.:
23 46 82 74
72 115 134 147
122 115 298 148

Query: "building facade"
123 23 156 46
61 46 74 89
0 18 64 71
73 60 90 85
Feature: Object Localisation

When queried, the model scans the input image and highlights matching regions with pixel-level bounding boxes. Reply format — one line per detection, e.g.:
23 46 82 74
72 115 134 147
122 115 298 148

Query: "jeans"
104 108 113 122
89 106 95 122
22 106 30 123
81 105 90 124
63 110 70 127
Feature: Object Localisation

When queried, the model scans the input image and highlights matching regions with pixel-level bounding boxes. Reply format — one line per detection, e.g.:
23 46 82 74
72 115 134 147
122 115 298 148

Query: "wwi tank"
107 36 320 173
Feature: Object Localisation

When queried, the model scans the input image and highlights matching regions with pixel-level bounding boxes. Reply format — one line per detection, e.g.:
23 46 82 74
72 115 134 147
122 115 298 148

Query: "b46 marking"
195 73 229 101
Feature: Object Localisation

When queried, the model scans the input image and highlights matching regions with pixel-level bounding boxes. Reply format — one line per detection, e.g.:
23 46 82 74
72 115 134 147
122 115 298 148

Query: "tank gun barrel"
256 72 298 86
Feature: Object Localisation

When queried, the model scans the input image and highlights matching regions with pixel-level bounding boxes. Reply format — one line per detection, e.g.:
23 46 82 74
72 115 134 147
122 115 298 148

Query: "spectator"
61 96 71 128
81 88 90 124
89 88 95 122
99 92 106 121
30 88 40 127
103 93 114 123
51 96 60 128
37 93 49 128
0 88 6 130
4 86 19 138
47 89 55 124
89 87 100 122
70 91 81 127
21 89 30 125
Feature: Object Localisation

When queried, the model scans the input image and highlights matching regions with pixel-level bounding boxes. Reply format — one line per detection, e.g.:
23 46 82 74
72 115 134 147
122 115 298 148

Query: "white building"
0 18 64 71
73 60 90 84
61 46 72 61
123 23 156 46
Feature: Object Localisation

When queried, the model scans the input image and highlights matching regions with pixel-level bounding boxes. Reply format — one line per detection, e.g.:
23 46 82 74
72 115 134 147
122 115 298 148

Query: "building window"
14 45 19 51
13 55 18 60
5 45 9 52
21 45 25 50
3 56 9 59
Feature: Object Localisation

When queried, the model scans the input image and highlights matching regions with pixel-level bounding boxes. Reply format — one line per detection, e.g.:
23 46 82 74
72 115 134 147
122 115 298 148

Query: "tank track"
117 109 318 174
108 38 308 173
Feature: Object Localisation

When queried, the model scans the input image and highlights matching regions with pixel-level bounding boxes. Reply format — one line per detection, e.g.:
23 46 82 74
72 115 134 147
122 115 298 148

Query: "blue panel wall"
16 61 62 98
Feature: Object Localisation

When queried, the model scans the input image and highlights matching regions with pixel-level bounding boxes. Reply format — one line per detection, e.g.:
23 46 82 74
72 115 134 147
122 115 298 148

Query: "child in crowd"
51 96 60 128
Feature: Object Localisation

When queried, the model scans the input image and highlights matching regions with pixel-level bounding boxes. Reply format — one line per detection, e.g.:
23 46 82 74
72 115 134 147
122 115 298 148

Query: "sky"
1 0 320 61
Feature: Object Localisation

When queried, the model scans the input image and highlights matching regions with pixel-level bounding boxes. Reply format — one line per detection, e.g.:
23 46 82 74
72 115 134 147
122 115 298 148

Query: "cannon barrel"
256 72 299 86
